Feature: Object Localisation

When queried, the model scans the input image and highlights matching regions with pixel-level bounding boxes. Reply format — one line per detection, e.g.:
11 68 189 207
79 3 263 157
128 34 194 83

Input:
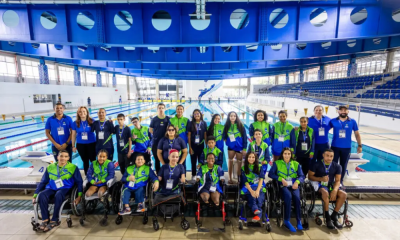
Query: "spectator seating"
357 76 400 99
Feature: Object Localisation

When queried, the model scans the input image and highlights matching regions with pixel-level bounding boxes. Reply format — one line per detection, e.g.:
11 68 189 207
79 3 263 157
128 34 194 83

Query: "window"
21 59 39 78
307 67 319 82
325 61 349 80
0 55 16 76
58 66 73 82
33 94 53 103
116 75 127 84
86 71 97 85
356 54 387 76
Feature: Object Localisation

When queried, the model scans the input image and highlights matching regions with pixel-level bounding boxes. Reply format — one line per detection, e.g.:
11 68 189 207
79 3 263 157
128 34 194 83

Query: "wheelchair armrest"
107 176 117 188
83 179 89 189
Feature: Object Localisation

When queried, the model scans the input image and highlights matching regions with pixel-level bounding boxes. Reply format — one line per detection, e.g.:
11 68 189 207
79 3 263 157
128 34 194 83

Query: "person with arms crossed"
115 114 132 174
91 108 115 160
308 105 331 162
150 103 170 172
131 117 152 165
169 105 190 145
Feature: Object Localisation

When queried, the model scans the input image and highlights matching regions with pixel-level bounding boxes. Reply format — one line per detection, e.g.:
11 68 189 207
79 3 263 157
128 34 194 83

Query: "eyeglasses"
168 129 175 132
194 113 200 116
132 121 138 124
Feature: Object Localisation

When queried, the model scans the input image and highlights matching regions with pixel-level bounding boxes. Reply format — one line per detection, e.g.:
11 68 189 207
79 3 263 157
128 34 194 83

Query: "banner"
21 115 25 122
31 116 35 122
284 109 288 114
2 114 5 121
272 110 277 117
335 105 339 113
294 109 298 116
304 108 308 116
356 104 361 112
325 106 329 114
241 112 245 119
221 113 225 120
12 116 16 121
139 116 143 122
41 116 45 122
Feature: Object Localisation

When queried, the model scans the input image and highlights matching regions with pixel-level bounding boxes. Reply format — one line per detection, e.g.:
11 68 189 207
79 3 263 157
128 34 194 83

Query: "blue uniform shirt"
157 137 187 161
115 125 132 154
45 114 73 146
91 120 115 149
150 116 170 146
308 115 331 144
188 121 208 145
329 117 359 149
72 121 96 144
157 164 185 195
310 160 342 184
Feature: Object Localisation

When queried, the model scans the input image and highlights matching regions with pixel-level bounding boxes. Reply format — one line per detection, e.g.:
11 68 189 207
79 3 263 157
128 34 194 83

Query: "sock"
325 211 331 221
331 210 338 221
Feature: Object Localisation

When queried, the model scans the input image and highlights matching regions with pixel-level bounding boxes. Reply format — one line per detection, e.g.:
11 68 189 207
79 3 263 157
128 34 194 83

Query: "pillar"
81 68 87 86
176 80 179 100
318 64 325 80
15 55 23 83
347 56 358 77
105 72 110 87
274 75 279 85
247 77 251 96
38 59 49 84
285 72 289 84
54 63 60 85
155 79 160 100
126 76 130 99
73 65 81 86
299 69 304 83
385 49 396 73
112 73 117 87
96 70 102 87
305 70 309 82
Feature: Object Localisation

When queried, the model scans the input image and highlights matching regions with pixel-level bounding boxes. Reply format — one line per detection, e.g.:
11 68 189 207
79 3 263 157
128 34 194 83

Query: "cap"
338 105 348 110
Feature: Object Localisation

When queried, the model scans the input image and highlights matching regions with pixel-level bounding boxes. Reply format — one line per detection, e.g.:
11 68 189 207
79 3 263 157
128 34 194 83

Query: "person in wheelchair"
268 147 305 232
247 129 270 174
32 150 83 232
119 153 159 215
85 149 115 199
196 152 225 206
308 149 346 229
240 152 266 223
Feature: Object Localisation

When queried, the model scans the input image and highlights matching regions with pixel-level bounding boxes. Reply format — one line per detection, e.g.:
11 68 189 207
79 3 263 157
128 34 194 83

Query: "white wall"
184 80 224 99
247 94 399 131
0 82 128 115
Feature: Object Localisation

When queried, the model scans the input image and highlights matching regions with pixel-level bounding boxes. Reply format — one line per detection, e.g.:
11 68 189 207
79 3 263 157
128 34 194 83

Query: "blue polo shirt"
115 125 132 154
91 120 115 149
308 115 331 144
72 121 96 144
150 116 170 146
157 164 185 195
157 137 187 161
310 160 342 184
188 121 208 145
45 114 73 146
329 117 359 149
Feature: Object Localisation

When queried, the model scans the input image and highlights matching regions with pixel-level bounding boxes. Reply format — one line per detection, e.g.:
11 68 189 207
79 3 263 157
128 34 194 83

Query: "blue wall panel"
48 44 71 58
94 47 119 61
264 2 298 42
288 43 314 59
214 46 239 62
378 0 400 35
0 6 30 41
263 44 289 60
363 37 389 51
313 41 338 57
72 46 95 60
338 39 363 54
0 41 24 52
240 45 263 61
142 48 166 62
190 47 213 62
30 5 68 43
118 48 141 62
24 43 48 56
166 48 189 62
67 5 99 44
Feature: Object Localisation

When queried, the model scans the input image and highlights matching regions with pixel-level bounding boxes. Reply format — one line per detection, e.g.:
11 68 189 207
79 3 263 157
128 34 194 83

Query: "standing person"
119 95 122 104
188 109 208 181
169 105 190 145
92 108 115 161
87 97 91 107
71 106 97 175
131 117 152 165
206 114 225 166
223 111 247 184
247 129 270 174
115 114 132 175
150 103 170 173
308 105 331 162
249 110 273 146
157 125 188 169
295 117 315 177
45 103 73 162
271 110 296 161
329 106 362 183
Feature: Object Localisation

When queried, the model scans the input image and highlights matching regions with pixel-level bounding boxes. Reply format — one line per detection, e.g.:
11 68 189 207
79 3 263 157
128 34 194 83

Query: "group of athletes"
33 102 362 232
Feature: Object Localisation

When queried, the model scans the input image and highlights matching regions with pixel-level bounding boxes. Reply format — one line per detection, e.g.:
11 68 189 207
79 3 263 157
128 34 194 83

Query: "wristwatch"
358 145 362 148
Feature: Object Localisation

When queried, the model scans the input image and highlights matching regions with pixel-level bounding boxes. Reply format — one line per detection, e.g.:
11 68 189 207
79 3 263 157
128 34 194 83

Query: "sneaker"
118 207 132 215
252 216 260 222
254 209 261 215
136 203 145 212
332 219 343 229
192 176 197 181
284 220 296 232
297 222 303 231
326 220 335 229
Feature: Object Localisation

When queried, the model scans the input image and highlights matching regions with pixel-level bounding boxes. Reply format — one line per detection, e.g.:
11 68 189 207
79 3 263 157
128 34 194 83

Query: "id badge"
195 135 200 144
119 140 124 147
166 179 173 189
81 132 88 140
210 184 217 192
319 128 325 136
129 181 135 188
321 181 328 187
57 127 64 136
98 131 104 140
229 134 236 142
286 177 292 187
254 177 260 184
55 179 64 189
278 135 284 142
301 143 308 151
339 130 346 138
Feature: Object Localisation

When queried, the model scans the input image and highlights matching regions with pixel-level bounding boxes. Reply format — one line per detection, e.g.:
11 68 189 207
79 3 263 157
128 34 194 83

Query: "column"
176 80 179 100
318 64 325 80
15 55 23 83
305 70 309 82
73 65 81 86
81 68 87 86
155 79 160 100
247 77 251 96
285 72 289 84
347 56 358 77
385 49 396 73
126 76 130 99
54 63 60 85
112 73 117 87
105 72 110 87
96 70 102 87
274 75 279 85
38 59 49 84
299 69 304 83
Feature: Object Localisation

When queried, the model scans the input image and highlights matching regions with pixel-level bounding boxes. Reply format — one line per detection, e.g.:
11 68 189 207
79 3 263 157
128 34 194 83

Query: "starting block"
19 151 55 176
345 153 369 180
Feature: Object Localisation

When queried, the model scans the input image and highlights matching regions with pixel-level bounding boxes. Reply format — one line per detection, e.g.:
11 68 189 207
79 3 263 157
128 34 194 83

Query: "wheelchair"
308 181 353 228
31 186 81 231
193 180 231 232
79 176 118 226
267 180 309 230
234 178 271 232
150 182 190 231
114 180 151 226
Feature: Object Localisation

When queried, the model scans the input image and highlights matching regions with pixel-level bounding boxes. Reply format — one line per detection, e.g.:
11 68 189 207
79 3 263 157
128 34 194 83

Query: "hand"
294 127 299 131
254 189 260 198
132 134 138 139
292 181 299 190
127 152 132 158
72 147 77 153
197 164 202 169
129 175 135 182
190 148 194 155
357 146 362 154
153 181 159 192
146 149 151 154
60 143 67 150
321 175 329 182
160 160 165 165
74 196 81 205
269 161 273 166
242 150 247 156
250 189 257 198
54 143 62 150
262 161 268 165
281 179 288 187
309 153 314 159
96 181 103 185
32 198 36 204
330 189 338 201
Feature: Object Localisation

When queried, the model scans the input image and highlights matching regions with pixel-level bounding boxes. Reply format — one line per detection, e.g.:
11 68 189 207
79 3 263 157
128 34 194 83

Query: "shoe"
118 207 132 215
192 176 197 181
254 209 261 215
332 219 343 229
297 222 303 231
136 203 145 212
284 220 297 232
252 216 260 222
326 220 335 229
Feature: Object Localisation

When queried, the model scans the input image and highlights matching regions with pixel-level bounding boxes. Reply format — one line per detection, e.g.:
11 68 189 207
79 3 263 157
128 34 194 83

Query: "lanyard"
57 118 64 128
208 167 217 181
286 162 291 177
133 166 138 178
319 117 324 128
169 165 176 179
100 121 106 131
57 164 67 178
207 147 215 155
230 124 235 133
302 129 308 143
81 121 87 131
254 142 261 157
169 138 175 150
339 119 348 129
196 122 201 135
281 122 286 134
119 125 125 138
323 160 332 174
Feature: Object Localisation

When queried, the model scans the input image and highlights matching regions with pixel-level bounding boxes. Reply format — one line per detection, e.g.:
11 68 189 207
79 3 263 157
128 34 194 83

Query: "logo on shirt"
181 123 185 128
286 130 289 134
63 122 66 125
218 130 222 134
143 132 147 136
345 124 349 128
141 170 146 175
160 121 164 126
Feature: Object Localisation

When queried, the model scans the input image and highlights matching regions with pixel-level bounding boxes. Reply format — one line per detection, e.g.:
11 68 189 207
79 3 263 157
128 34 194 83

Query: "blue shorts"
319 185 343 193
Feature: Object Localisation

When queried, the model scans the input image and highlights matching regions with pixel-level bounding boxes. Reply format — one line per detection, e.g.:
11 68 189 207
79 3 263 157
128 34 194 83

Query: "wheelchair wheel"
111 182 122 213
181 219 190 230
265 222 271 232
67 218 72 228
345 220 353 228
143 212 148 225
71 188 83 217
153 219 160 231
99 217 107 227
238 220 243 230
315 217 323 226
115 215 123 225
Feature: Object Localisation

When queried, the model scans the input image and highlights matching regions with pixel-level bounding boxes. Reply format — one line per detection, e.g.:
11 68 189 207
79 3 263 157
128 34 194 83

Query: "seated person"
198 136 223 167
308 149 346 230
85 149 115 198
32 150 83 232
241 152 266 222
247 129 270 173
196 153 225 206
153 149 186 205
119 153 159 215
268 147 305 232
